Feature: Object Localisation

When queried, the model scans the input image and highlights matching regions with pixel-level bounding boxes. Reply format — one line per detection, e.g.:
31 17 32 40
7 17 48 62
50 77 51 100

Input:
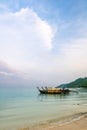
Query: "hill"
56 77 87 88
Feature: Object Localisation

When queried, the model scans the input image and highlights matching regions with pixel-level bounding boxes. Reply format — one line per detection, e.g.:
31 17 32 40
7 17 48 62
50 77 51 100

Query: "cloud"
0 5 87 86
0 60 32 86
0 71 14 76
14 8 53 50
20 37 87 85
30 37 87 85
0 8 54 69
52 38 87 79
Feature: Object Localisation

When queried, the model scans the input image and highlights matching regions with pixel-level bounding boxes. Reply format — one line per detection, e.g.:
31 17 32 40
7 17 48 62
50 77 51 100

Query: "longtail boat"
37 87 70 94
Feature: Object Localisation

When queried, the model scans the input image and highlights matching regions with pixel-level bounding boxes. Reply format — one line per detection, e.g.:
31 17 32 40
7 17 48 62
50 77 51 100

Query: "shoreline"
18 112 87 130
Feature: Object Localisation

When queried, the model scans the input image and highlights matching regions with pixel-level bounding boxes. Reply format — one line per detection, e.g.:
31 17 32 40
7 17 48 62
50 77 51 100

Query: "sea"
0 86 87 130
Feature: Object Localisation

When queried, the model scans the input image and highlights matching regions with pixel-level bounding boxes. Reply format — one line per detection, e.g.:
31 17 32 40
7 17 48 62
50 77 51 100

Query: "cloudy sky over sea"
0 0 87 86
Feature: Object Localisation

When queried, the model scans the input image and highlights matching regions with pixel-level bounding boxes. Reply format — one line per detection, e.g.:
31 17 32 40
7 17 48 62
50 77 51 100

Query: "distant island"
56 77 87 88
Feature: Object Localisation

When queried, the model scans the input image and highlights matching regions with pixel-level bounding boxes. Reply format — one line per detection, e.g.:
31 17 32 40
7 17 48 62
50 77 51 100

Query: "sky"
0 0 87 86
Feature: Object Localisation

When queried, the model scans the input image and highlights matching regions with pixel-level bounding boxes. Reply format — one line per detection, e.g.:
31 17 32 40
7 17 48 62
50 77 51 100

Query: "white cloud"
0 7 87 86
0 8 54 69
54 38 87 76
20 37 87 85
0 71 14 76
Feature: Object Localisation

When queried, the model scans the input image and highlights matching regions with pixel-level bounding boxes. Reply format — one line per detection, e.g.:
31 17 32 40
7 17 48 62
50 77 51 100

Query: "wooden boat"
37 87 70 94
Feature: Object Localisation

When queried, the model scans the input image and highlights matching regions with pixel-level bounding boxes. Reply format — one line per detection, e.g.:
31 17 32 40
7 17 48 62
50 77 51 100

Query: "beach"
18 112 87 130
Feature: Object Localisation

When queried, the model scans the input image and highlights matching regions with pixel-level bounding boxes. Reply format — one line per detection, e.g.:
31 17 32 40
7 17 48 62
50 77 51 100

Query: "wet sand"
18 112 87 130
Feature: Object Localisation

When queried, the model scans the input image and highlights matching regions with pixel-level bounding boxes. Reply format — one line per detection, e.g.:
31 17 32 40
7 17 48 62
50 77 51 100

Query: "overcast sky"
0 0 87 86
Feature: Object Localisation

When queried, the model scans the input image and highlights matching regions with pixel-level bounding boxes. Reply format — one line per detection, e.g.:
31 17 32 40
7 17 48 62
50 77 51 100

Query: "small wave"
57 112 87 126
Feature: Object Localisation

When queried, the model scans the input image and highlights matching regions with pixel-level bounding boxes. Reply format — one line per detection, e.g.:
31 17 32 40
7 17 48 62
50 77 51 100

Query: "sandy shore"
18 112 87 130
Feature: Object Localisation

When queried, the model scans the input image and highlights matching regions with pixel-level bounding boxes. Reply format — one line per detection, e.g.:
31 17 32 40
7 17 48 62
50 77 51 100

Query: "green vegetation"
57 77 87 88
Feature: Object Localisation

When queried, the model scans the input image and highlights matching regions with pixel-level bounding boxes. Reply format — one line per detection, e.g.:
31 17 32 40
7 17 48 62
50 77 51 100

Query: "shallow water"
0 87 87 130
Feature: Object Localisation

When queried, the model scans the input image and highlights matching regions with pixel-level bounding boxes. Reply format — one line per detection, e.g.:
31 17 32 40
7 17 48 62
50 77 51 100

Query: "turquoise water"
0 87 87 130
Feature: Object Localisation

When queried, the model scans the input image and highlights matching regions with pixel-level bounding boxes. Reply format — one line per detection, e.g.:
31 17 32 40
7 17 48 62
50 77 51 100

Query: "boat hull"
37 87 70 94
